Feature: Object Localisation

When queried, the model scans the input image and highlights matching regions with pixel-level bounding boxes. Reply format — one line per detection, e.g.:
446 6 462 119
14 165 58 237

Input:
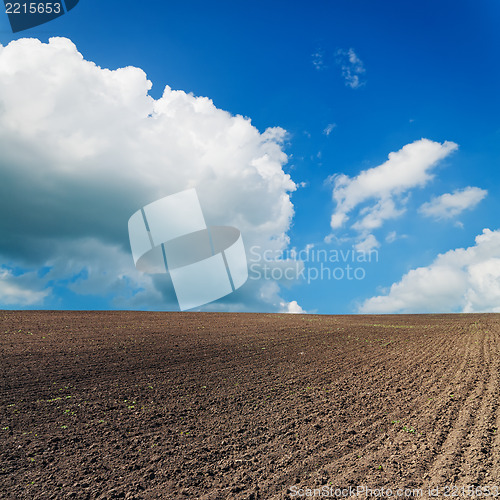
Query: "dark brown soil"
1 311 500 499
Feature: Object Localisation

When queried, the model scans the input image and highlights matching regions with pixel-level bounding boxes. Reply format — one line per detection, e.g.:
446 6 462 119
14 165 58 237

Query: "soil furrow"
1 311 498 500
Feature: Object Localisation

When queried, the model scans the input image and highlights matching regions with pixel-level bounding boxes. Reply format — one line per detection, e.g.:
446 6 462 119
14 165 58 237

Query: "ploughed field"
1 312 500 499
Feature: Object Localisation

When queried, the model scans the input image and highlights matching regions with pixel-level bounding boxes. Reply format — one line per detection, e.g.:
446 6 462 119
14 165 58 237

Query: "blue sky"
0 0 499 313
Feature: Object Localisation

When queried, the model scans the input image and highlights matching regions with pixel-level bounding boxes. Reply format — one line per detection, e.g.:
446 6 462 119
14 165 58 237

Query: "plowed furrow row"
422 325 491 484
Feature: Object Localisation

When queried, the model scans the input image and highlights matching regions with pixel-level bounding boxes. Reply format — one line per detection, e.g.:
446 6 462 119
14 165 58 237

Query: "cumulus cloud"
359 228 500 313
419 186 487 220
328 139 458 249
282 300 306 314
335 48 366 89
0 37 297 310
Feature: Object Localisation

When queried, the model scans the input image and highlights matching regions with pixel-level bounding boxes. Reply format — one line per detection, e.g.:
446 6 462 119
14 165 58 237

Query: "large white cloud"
0 37 301 311
328 139 458 250
359 228 500 313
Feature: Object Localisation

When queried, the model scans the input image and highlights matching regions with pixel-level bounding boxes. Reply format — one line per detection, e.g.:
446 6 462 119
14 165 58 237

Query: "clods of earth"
1 311 500 499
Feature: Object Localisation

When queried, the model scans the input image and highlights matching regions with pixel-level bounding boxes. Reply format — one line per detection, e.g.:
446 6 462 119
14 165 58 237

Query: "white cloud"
385 231 407 243
254 281 305 313
47 238 170 309
323 123 336 136
0 268 49 306
352 198 406 232
330 140 458 225
336 48 366 89
0 37 297 310
419 186 487 220
386 231 397 243
354 234 380 253
281 300 306 314
359 228 500 313
328 139 458 246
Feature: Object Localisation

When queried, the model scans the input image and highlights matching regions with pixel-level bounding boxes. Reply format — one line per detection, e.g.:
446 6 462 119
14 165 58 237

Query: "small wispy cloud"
312 49 326 71
323 123 336 136
386 231 397 244
419 186 487 220
385 231 407 243
336 48 366 89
